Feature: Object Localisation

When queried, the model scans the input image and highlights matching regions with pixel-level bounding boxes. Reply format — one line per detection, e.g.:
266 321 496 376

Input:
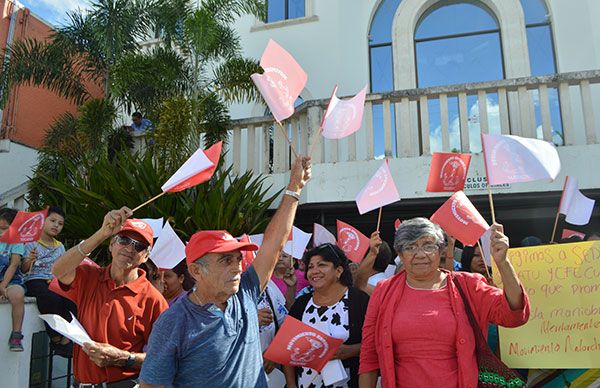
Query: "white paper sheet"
39 313 92 346
141 218 164 238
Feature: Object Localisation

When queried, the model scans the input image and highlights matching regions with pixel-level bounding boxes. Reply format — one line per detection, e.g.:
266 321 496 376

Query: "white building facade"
224 0 600 244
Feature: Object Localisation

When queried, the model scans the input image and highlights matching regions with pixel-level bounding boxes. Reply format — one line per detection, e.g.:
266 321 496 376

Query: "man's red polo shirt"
49 264 168 384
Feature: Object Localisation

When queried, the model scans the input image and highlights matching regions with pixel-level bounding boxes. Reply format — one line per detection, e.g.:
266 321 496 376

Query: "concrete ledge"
251 15 319 32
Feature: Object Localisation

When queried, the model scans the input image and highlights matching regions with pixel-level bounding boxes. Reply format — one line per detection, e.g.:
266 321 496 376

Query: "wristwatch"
125 352 136 367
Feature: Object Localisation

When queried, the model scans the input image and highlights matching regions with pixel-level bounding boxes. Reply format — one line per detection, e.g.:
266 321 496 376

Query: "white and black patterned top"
298 289 350 388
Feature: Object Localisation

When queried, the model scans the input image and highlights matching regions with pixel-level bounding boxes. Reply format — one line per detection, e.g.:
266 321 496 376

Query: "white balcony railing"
225 70 600 176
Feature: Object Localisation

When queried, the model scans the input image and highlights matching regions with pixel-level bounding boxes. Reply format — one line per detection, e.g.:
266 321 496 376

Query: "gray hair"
393 217 445 253
193 255 211 274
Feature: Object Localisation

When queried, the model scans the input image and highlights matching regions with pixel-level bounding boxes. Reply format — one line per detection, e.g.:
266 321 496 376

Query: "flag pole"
275 120 299 158
486 184 496 224
551 176 569 243
132 191 167 213
477 240 493 281
376 207 383 232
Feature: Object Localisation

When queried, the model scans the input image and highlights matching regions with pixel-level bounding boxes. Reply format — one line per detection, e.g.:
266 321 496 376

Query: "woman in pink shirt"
359 218 530 388
271 251 310 308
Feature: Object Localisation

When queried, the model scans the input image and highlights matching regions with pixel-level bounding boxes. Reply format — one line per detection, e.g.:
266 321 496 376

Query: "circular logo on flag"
18 213 45 242
490 140 529 181
264 67 293 112
339 227 360 253
451 197 471 226
367 168 388 197
440 156 467 190
287 332 330 366
326 103 356 136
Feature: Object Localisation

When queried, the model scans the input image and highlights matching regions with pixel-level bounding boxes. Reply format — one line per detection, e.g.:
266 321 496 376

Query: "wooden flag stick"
307 125 323 157
550 210 561 243
477 240 493 281
486 184 496 224
376 207 383 232
132 191 166 213
276 120 299 158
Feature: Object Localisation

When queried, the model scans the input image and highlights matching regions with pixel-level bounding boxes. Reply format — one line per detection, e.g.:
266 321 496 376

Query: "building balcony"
222 70 600 206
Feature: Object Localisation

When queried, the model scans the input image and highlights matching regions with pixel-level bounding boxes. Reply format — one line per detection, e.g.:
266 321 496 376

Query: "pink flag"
0 208 48 244
430 191 490 247
355 160 401 215
321 85 368 140
251 39 307 123
313 223 336 246
559 176 595 226
161 142 222 192
481 133 561 186
336 220 369 263
426 152 472 192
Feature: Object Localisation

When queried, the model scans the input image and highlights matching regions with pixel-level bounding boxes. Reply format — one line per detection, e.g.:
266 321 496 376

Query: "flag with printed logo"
426 152 472 192
0 208 48 244
430 191 489 246
355 159 400 215
481 133 560 186
263 316 344 372
336 220 369 263
321 85 368 140
251 39 307 122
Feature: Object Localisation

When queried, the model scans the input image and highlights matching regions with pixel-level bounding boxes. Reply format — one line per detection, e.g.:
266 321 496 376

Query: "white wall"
0 299 45 387
0 141 37 196
260 143 600 208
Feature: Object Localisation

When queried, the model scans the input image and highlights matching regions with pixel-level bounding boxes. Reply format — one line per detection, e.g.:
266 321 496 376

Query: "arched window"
520 0 562 145
415 2 504 152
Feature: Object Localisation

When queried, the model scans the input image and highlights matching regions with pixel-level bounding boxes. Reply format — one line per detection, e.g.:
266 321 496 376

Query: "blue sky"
20 0 90 27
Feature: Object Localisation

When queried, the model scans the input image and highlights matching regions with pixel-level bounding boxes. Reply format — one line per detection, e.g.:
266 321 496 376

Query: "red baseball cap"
186 230 259 264
119 219 154 247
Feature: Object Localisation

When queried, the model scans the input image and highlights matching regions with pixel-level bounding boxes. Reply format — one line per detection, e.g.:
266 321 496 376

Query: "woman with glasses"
358 217 530 388
284 243 370 388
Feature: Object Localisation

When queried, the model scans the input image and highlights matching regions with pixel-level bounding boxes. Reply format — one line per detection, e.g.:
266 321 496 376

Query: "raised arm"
51 207 132 285
253 156 311 291
489 223 525 310
354 231 382 293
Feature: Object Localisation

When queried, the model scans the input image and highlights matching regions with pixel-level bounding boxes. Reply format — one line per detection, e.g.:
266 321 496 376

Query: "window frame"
265 0 306 23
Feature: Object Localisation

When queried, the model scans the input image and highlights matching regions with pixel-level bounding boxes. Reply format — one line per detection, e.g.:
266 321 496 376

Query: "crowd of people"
0 155 598 387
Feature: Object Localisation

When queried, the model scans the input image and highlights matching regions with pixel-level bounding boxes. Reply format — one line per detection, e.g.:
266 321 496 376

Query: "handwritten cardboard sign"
494 241 600 368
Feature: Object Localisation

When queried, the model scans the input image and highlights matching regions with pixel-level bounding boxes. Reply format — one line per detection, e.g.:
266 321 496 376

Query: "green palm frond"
212 57 262 103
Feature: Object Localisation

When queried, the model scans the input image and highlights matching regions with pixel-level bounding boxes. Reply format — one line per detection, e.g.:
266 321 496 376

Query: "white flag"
559 176 595 226
249 226 311 259
150 221 186 269
313 223 337 246
142 218 164 238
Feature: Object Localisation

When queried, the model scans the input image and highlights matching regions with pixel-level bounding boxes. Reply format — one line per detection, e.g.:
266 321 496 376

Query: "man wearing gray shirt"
140 155 312 388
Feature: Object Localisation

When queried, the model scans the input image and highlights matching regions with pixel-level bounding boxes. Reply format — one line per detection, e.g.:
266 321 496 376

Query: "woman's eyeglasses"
115 235 148 252
401 243 439 256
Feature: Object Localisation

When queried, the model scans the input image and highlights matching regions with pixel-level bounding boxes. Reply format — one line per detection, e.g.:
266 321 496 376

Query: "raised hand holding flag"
430 191 490 247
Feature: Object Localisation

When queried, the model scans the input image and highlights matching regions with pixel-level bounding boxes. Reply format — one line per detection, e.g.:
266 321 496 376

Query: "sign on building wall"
494 241 600 368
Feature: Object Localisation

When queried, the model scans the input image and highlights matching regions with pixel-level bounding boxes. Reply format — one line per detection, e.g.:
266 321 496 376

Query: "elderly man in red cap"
51 210 168 388
139 156 312 388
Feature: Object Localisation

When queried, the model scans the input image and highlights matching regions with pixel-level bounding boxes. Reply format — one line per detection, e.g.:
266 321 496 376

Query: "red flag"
0 208 48 244
426 152 472 192
481 133 560 186
161 141 222 192
355 159 401 215
394 219 402 231
430 191 489 246
263 316 344 372
239 234 255 271
336 220 369 263
561 229 585 240
251 39 307 122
